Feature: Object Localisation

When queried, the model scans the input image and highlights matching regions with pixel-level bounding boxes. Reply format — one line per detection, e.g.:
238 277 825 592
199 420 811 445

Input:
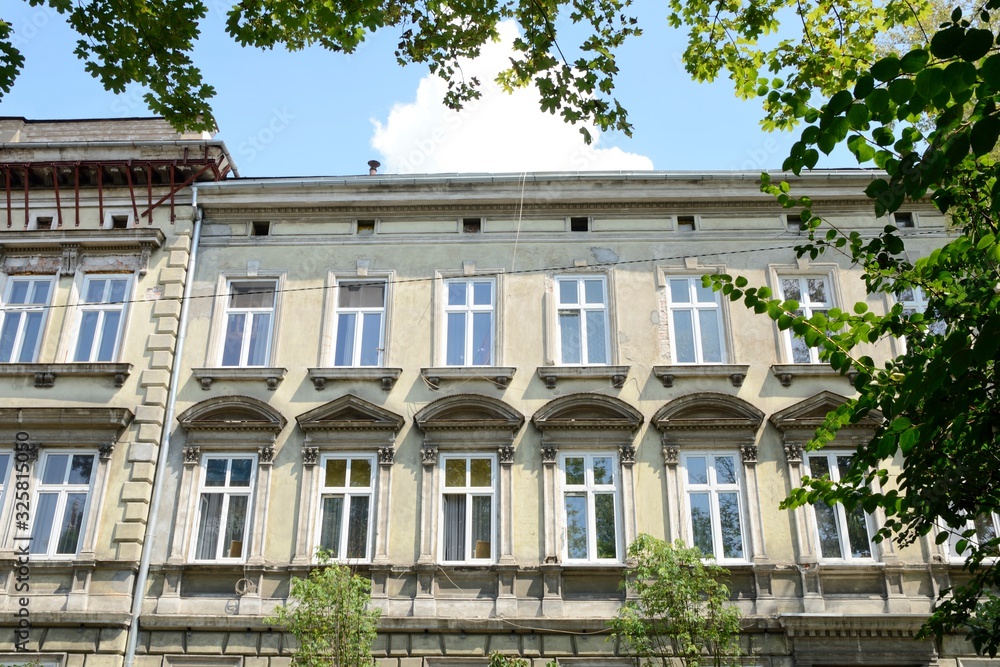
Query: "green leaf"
971 115 1000 156
871 56 900 81
847 103 870 129
930 26 967 59
888 79 916 104
958 29 995 62
900 49 930 74
915 68 945 100
899 427 920 454
854 75 875 99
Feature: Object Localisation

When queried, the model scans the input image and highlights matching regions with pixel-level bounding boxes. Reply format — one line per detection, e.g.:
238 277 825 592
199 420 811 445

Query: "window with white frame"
30 451 97 557
0 277 53 363
73 275 131 362
333 281 386 367
777 275 833 364
556 275 609 365
220 281 276 367
667 277 726 364
681 452 747 562
443 278 494 366
317 455 375 561
440 454 495 563
805 452 875 561
0 449 10 519
560 452 621 562
193 455 256 561
897 285 946 338
944 513 1000 562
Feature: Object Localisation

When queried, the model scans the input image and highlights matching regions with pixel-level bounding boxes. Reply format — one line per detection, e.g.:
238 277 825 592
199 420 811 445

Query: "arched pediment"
177 395 286 433
296 394 404 433
653 392 764 432
414 394 524 432
531 393 643 432
769 391 882 448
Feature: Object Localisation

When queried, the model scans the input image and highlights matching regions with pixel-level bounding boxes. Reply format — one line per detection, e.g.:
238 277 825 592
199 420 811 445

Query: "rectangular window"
0 450 10 518
556 276 609 365
805 452 874 561
945 514 1000 562
193 455 255 561
777 275 833 364
444 278 494 366
73 275 131 362
0 277 53 363
30 451 96 557
318 455 375 561
221 281 276 367
681 452 746 562
334 281 386 367
441 455 495 563
897 285 946 338
560 453 620 562
667 277 725 364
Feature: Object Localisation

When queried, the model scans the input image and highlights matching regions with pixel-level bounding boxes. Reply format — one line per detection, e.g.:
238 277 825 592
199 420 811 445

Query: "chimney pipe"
368 160 381 176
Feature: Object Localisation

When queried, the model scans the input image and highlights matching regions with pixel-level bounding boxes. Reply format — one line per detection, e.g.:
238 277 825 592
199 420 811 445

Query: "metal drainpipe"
124 185 202 667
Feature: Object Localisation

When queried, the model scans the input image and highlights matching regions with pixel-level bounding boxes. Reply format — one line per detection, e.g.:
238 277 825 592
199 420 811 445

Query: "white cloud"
370 21 654 174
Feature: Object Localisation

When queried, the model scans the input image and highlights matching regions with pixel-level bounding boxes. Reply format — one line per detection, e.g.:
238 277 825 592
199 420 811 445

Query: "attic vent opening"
357 219 376 236
463 217 483 233
33 216 53 230
676 215 696 232
570 216 590 232
893 211 915 228
786 214 804 232
251 221 271 237
111 215 130 230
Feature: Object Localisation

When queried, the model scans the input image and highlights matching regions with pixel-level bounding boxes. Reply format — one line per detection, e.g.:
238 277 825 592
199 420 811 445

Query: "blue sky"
2 0 857 177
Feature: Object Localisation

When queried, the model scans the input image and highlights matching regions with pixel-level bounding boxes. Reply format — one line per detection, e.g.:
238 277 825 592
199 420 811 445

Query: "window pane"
446 312 466 365
447 282 467 306
74 311 99 361
320 496 344 557
231 282 275 308
9 280 30 303
669 279 691 303
592 457 613 485
18 312 43 362
718 492 744 559
584 279 604 304
221 314 245 366
30 493 58 554
559 280 578 305
43 454 68 484
0 453 8 479
204 459 228 487
230 458 253 486
690 493 714 555
808 455 830 478
0 313 21 362
340 283 384 308
350 458 372 487
698 309 723 362
359 313 382 366
472 282 492 305
585 310 607 364
96 310 121 361
246 313 271 365
445 458 466 487
559 311 581 363
564 493 588 559
472 495 492 558
55 492 88 554
790 334 812 363
672 309 696 363
565 457 585 485
85 279 106 303
781 278 801 301
29 281 50 304
976 514 999 543
471 311 492 365
108 279 128 303
695 282 716 303
195 493 224 559
224 495 249 558
443 494 466 560
325 459 347 487
807 278 827 303
814 500 843 559
334 313 356 366
686 457 707 485
594 493 617 559
346 495 370 559
845 506 872 558
470 458 492 487
69 455 94 485
715 456 736 485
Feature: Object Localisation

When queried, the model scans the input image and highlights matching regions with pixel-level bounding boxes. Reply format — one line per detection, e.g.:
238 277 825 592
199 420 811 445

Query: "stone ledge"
191 367 287 391
0 362 132 388
652 363 750 387
307 367 402 391
536 365 629 389
770 363 856 387
420 367 515 390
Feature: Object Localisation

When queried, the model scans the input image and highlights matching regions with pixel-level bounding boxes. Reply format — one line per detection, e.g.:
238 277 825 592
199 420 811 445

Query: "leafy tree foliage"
269 553 380 667
609 535 741 667
707 0 1000 654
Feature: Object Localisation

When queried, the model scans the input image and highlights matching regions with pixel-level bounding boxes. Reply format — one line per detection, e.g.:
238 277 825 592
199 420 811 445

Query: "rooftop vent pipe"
368 160 381 175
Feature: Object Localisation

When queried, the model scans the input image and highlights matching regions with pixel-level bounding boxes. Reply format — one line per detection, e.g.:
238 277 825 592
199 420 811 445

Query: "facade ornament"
421 446 438 465
99 443 115 461
662 445 679 466
257 445 275 464
783 442 803 463
302 447 320 466
541 445 559 463
378 446 395 465
60 244 79 276
22 442 39 462
183 446 200 465
619 445 636 465
498 445 515 464
138 246 152 276
740 444 759 464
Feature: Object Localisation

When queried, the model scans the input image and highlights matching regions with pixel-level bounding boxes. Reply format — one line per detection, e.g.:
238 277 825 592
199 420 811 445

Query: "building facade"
0 119 983 667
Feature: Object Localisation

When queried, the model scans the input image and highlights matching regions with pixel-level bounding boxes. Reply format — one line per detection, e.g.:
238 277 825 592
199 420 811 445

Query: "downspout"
124 185 203 667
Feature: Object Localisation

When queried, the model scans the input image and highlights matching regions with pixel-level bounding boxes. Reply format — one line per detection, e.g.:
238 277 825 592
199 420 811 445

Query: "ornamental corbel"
421 446 438 466
183 446 200 465
498 445 515 464
60 244 79 276
99 443 115 461
378 446 395 465
257 445 275 464
740 444 759 464
783 442 803 464
302 447 319 466
662 445 679 466
619 445 636 465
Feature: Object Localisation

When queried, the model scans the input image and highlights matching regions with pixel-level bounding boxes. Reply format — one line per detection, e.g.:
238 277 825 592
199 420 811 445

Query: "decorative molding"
619 445 636 465
783 443 802 463
740 444 759 464
0 362 133 388
257 445 275 464
307 367 402 391
536 365 630 389
498 445 515 464
541 445 559 463
420 366 515 390
191 367 288 391
652 364 750 388
378 446 395 465
302 447 320 466
421 446 438 465
770 363 852 387
183 447 200 465
662 445 679 466
98 443 115 461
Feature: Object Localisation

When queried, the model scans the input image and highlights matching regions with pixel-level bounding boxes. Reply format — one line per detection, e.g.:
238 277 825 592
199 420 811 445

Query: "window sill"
0 362 133 388
420 366 516 390
536 365 630 389
191 367 288 391
308 367 402 391
771 363 857 387
652 364 750 388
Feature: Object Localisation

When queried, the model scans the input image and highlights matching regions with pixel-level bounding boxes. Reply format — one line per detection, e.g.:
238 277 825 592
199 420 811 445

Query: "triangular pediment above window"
296 394 404 432
769 390 883 447
177 396 286 449
415 394 524 432
532 393 643 432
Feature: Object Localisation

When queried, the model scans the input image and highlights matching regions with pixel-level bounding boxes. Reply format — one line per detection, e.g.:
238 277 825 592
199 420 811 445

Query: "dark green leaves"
931 25 967 59
972 115 1000 156
871 56 900 81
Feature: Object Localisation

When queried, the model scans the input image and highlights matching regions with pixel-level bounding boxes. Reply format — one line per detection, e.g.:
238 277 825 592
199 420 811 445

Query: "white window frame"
555 274 611 366
559 451 622 564
219 279 277 367
442 277 495 366
439 453 496 564
680 451 749 563
803 451 876 562
191 453 257 563
331 279 387 367
943 513 1000 563
72 274 132 362
315 453 377 562
776 274 835 364
0 276 53 363
665 276 727 364
29 450 98 559
0 449 11 526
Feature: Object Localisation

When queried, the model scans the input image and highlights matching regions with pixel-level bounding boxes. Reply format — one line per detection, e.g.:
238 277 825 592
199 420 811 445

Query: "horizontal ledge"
191 367 288 391
770 363 857 387
652 364 750 387
0 362 133 388
0 228 165 251
308 367 402 391
536 365 630 389
421 366 516 389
